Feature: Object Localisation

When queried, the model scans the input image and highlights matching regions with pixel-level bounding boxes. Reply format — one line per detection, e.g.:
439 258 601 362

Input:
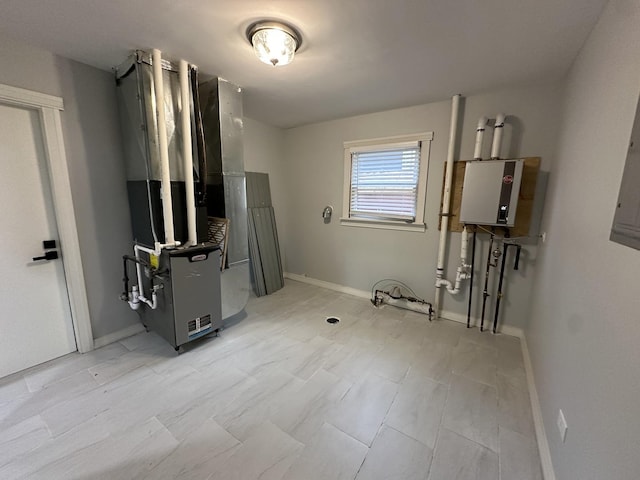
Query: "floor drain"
326 317 340 324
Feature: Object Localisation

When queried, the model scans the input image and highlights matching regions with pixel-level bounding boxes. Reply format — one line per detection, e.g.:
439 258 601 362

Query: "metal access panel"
140 244 222 349
459 159 524 227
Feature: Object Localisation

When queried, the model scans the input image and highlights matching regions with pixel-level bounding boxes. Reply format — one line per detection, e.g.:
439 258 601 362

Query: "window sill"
340 217 426 232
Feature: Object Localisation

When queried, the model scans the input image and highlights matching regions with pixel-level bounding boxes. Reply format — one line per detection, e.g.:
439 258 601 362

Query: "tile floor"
0 280 542 479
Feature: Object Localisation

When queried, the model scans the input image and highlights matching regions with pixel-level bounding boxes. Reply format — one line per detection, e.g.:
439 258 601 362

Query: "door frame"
0 83 94 353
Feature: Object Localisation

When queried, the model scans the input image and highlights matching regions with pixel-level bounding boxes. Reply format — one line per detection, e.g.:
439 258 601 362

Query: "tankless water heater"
459 159 524 227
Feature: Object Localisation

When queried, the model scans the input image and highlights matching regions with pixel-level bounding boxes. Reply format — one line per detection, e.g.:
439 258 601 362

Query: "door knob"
33 250 59 261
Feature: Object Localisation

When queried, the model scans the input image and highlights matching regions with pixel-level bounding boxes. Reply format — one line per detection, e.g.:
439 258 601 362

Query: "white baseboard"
93 323 145 349
521 334 556 480
439 309 523 339
285 272 522 338
284 272 371 299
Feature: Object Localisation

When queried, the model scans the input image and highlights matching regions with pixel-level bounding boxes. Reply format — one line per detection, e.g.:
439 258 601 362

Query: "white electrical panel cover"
459 159 524 227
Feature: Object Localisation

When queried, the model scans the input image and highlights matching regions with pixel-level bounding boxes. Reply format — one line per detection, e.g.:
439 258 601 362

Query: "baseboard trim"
284 272 371 299
521 334 556 480
439 309 523 339
93 323 145 349
284 272 522 337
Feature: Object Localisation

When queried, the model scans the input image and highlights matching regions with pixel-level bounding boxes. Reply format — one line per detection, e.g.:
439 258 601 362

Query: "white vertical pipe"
461 226 469 265
152 49 176 246
179 59 197 247
491 113 506 159
435 94 461 317
473 116 487 160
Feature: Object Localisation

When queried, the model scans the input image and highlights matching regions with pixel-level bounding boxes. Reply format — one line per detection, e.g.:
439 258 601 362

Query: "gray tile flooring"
0 280 542 479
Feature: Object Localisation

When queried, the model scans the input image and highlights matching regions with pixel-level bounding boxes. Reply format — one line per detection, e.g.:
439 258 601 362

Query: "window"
341 132 433 231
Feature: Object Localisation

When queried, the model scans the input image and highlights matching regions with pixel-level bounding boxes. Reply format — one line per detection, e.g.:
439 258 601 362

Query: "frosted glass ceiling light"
247 21 301 67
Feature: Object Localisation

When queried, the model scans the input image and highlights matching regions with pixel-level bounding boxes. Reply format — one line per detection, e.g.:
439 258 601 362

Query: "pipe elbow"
495 113 506 127
477 116 488 130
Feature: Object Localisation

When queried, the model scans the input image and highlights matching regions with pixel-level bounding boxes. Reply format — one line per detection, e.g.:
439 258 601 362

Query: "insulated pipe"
152 49 176 246
490 113 506 159
435 94 461 317
473 116 488 160
179 59 197 247
493 243 509 333
467 229 477 328
190 66 207 207
480 234 494 331
492 243 522 333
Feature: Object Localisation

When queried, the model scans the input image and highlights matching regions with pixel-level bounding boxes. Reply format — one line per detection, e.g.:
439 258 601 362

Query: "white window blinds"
349 141 421 221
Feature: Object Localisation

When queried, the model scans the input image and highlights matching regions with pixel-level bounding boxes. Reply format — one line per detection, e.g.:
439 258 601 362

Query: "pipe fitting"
128 285 141 310
491 113 506 159
473 116 488 159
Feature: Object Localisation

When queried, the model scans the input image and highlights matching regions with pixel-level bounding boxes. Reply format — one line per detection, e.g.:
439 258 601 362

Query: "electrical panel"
459 159 524 227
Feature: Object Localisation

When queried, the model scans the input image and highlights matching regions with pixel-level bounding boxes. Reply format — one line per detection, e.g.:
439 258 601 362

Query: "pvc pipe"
152 49 176 246
473 116 487 160
461 225 469 266
435 94 461 316
133 245 158 310
436 225 472 294
491 113 506 159
128 285 141 310
179 59 197 247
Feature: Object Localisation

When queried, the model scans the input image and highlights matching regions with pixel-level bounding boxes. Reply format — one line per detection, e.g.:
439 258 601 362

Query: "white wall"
525 1 640 478
282 84 563 329
0 36 137 339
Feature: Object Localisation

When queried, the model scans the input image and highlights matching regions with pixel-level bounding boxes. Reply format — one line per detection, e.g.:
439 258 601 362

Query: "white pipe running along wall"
473 116 488 160
152 49 177 247
435 226 471 294
435 94 461 316
179 59 197 247
490 113 506 159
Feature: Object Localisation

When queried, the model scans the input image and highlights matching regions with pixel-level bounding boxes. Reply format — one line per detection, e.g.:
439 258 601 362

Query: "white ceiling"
0 0 606 128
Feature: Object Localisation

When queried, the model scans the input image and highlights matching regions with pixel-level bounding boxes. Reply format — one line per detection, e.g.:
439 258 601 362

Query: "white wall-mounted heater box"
459 159 525 227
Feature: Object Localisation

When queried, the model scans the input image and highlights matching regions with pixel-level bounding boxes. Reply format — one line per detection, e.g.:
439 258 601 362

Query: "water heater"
459 159 524 227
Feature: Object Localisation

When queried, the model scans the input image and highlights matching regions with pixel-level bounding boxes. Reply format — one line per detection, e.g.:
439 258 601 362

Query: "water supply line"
371 280 433 318
480 235 502 331
466 228 477 328
152 49 176 247
473 116 488 160
434 94 461 318
179 59 197 247
490 113 506 159
492 242 521 333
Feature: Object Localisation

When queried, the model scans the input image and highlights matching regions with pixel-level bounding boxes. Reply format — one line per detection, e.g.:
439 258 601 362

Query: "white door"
0 102 76 378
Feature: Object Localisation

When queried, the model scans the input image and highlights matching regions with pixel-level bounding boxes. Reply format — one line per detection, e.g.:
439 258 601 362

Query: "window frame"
341 132 433 232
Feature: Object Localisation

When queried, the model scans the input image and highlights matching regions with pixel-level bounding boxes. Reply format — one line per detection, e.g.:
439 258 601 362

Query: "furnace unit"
115 50 248 350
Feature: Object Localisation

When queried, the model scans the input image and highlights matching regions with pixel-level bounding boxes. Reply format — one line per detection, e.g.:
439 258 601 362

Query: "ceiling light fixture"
247 21 301 67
